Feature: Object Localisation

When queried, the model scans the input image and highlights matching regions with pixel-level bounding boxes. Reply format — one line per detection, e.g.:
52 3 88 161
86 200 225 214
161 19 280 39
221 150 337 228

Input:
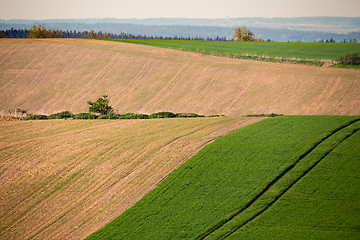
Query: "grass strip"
100 39 360 66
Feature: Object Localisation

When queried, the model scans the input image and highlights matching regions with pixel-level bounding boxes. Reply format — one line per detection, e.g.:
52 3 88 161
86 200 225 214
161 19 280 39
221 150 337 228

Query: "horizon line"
1 16 360 21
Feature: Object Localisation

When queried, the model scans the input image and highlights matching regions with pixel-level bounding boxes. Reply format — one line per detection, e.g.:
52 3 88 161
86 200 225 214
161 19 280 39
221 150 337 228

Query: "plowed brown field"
0 117 261 239
0 39 359 116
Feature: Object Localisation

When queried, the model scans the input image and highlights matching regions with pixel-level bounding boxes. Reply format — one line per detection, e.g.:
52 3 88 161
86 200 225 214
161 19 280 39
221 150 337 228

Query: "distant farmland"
87 116 360 239
104 39 360 62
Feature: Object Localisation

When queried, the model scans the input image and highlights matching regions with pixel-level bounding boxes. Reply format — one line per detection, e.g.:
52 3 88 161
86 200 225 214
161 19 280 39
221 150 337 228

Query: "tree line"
0 24 228 41
21 95 218 120
3 24 354 43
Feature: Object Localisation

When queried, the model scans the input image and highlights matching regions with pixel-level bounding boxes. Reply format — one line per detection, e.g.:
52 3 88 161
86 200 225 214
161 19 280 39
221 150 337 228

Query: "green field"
228 128 360 239
87 116 360 239
103 39 360 62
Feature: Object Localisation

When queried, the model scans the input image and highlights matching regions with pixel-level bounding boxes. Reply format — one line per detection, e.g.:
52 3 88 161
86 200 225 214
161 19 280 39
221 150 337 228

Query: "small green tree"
87 95 114 115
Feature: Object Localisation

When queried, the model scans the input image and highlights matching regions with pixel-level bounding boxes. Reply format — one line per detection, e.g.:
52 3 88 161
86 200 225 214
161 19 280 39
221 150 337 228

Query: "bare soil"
0 39 359 116
0 117 262 239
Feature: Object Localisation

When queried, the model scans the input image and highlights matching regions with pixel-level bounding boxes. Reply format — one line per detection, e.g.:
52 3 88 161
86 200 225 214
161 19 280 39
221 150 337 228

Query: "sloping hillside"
0 117 260 240
0 39 359 116
87 116 360 239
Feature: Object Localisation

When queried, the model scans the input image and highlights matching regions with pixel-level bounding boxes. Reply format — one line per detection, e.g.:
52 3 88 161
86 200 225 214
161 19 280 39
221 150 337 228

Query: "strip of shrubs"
48 111 74 119
74 113 98 119
24 111 210 120
25 114 49 120
24 111 285 120
243 113 283 117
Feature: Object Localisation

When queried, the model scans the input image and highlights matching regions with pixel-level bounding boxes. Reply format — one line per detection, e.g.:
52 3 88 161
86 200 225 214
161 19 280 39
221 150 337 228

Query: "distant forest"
0 27 227 41
1 17 360 42
2 26 359 43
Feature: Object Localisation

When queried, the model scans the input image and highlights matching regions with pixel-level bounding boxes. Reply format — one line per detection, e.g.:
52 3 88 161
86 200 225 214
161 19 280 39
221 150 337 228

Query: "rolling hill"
1 38 360 240
0 117 260 239
87 116 360 239
1 38 359 117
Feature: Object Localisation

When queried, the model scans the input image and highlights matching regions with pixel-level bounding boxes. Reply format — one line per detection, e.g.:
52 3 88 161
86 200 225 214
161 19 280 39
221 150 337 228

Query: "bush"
26 114 48 120
335 52 360 65
175 113 205 118
244 113 283 117
136 114 150 119
268 113 284 117
73 113 98 119
48 111 74 119
119 113 149 119
149 112 176 119
97 113 122 119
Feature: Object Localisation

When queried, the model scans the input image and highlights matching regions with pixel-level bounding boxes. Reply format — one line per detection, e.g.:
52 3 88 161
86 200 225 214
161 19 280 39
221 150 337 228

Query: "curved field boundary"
87 116 360 240
197 119 360 240
0 117 258 240
103 39 360 62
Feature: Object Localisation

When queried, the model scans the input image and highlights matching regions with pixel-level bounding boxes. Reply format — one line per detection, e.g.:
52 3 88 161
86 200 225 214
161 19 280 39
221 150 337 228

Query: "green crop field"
228 127 360 239
87 116 360 239
103 39 360 62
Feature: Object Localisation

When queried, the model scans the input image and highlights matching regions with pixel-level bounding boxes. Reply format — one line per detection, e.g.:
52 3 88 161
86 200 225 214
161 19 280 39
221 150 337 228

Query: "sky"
1 0 360 20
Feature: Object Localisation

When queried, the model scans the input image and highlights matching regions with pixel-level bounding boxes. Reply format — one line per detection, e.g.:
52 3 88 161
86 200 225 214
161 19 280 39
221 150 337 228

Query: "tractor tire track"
197 118 360 240
223 126 360 239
